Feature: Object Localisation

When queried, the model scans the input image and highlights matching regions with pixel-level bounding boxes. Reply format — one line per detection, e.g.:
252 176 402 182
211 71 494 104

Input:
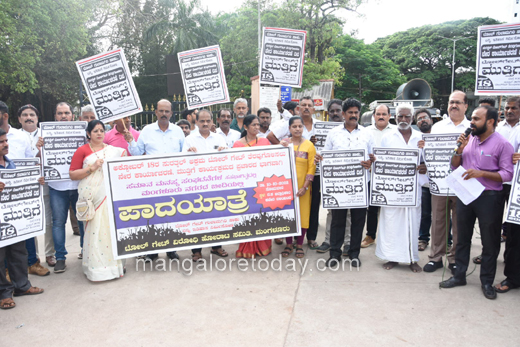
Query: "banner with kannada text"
76 49 143 123
506 163 520 225
41 122 87 182
422 133 459 196
104 146 301 259
0 167 44 247
370 147 419 207
320 150 368 209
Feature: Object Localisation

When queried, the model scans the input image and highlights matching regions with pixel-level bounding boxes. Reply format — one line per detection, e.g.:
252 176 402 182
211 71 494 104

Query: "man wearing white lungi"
375 104 427 272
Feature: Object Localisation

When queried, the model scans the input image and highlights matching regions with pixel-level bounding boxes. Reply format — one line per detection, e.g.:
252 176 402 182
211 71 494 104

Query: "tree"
374 17 501 106
333 35 404 106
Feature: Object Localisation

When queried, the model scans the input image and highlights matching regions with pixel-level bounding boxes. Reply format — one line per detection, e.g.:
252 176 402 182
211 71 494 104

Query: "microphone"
454 127 472 152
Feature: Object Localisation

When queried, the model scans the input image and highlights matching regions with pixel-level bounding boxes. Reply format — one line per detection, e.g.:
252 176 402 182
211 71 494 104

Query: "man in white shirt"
183 109 228 261
267 97 317 144
316 98 374 268
46 102 85 273
375 105 427 272
18 104 56 270
215 109 241 147
257 108 272 138
424 90 471 273
1 102 50 276
127 99 184 156
127 99 184 261
361 104 397 249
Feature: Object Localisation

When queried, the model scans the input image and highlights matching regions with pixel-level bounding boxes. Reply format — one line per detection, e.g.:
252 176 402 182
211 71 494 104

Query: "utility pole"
437 35 465 94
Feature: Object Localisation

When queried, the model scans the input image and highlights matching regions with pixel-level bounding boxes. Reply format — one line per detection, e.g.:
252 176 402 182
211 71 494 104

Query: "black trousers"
504 222 520 286
306 175 321 241
366 205 379 239
192 246 221 254
501 184 511 259
454 191 502 285
330 208 367 259
0 241 32 300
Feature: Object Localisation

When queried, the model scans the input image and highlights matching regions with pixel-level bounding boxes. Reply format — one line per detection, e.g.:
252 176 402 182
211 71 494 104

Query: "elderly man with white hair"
373 104 428 273
79 104 97 123
230 98 249 132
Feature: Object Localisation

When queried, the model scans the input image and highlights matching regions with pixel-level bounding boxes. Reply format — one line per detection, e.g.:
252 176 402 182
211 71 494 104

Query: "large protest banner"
475 23 520 95
506 163 520 224
41 122 87 182
320 150 368 209
178 45 230 109
103 146 301 259
422 133 459 195
0 167 44 247
76 49 143 123
259 27 307 88
370 147 419 207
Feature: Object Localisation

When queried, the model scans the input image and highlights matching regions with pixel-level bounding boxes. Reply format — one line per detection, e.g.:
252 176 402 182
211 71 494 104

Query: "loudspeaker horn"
396 78 432 107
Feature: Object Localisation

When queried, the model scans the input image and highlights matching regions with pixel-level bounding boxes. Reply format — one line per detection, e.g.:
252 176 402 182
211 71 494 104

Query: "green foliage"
374 17 501 105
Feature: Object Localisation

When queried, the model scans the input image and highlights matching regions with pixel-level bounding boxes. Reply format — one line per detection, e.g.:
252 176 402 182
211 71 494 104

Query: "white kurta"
375 128 423 264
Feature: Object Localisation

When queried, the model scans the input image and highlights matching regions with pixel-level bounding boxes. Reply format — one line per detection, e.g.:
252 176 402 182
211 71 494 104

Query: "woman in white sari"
69 120 126 281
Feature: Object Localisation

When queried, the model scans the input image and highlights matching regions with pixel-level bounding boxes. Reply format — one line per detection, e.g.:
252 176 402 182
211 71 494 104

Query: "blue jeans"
25 238 39 266
49 187 84 261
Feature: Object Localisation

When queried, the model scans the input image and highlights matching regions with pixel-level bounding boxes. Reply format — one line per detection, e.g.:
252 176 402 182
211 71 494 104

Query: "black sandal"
472 255 482 265
281 247 293 258
495 279 519 293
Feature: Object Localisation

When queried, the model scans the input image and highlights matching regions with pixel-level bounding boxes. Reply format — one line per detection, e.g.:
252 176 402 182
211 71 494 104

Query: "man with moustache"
181 108 198 131
18 105 55 272
230 98 249 132
315 99 352 254
127 99 184 262
177 119 191 137
415 109 434 252
424 91 471 274
257 108 272 138
46 102 85 273
215 109 240 147
316 98 374 268
361 104 397 248
104 116 140 154
375 105 427 272
0 128 44 309
79 105 97 123
440 106 513 299
183 109 228 262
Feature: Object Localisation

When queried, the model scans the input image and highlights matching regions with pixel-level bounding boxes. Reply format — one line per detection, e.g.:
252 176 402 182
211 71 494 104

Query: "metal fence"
129 94 240 130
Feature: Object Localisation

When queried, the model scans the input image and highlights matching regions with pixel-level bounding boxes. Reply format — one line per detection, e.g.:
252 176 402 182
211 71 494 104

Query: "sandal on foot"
495 279 519 293
307 240 319 249
191 252 203 262
281 247 293 258
418 241 428 251
295 247 305 258
0 298 15 309
274 238 283 245
14 286 44 297
473 255 482 265
383 261 398 270
210 248 228 257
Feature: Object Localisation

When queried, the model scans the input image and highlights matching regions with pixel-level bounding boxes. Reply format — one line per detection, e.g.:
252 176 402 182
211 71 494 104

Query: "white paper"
445 166 485 205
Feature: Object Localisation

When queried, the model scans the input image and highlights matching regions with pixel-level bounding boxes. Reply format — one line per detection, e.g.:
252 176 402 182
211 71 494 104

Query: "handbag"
76 197 96 221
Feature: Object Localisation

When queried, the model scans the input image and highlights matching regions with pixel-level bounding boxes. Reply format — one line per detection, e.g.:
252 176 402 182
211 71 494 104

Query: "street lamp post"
437 35 465 94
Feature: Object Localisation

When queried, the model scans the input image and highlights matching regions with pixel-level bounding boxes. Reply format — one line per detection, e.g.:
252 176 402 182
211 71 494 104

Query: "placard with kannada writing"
178 45 230 109
103 146 301 259
370 147 419 207
475 23 520 95
422 133 459 196
0 167 45 247
320 150 368 209
76 49 143 123
506 163 520 225
259 27 307 87
11 158 40 167
41 122 87 182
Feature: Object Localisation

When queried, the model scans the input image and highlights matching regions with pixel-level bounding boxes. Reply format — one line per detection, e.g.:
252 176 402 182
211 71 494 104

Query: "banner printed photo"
259 27 307 87
370 147 419 207
103 146 301 259
320 149 368 209
178 45 230 109
0 167 45 247
475 23 520 95
41 121 87 182
422 133 459 195
76 49 143 123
